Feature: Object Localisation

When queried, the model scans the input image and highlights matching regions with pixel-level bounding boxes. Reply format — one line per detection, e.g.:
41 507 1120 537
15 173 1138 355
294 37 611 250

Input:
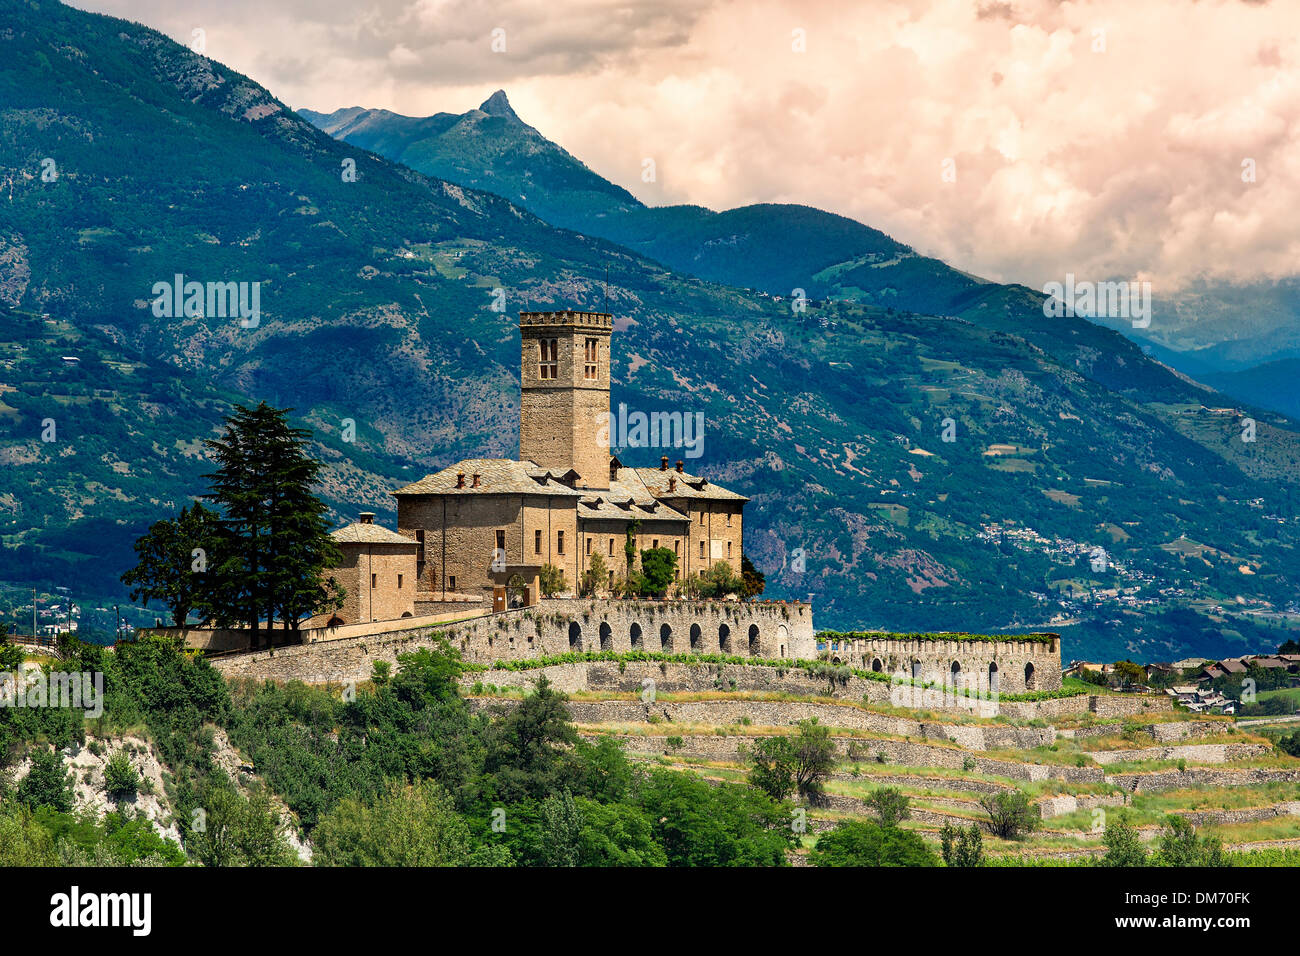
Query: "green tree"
103 750 140 799
748 735 797 801
979 789 1039 840
313 779 470 867
17 747 73 813
482 676 578 802
1099 815 1148 867
579 553 607 597
811 820 938 867
700 561 743 599
639 547 678 597
538 790 585 867
539 563 568 598
201 402 342 645
792 718 836 806
1111 660 1146 689
121 503 223 626
186 782 297 867
1154 815 1226 867
866 787 911 827
741 553 766 599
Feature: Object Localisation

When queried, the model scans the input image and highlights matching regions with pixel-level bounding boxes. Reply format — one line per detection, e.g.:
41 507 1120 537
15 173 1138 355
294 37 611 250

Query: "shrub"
103 751 140 799
979 790 1039 840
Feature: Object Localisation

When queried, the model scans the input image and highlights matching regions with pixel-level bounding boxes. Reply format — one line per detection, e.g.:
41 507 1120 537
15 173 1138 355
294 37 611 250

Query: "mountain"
4 0 1300 662
1201 358 1300 422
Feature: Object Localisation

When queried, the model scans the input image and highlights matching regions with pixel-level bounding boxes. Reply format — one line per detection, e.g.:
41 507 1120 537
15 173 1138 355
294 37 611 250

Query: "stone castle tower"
519 310 613 489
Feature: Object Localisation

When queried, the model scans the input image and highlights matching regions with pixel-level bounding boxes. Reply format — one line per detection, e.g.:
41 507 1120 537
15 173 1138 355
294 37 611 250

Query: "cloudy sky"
74 0 1300 293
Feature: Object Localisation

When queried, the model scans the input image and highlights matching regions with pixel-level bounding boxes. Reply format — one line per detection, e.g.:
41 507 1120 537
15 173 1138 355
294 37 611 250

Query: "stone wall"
211 598 816 684
830 634 1062 693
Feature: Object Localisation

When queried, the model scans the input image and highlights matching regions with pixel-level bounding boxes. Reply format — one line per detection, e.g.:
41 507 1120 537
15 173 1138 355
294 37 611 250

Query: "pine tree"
201 402 341 645
121 503 222 626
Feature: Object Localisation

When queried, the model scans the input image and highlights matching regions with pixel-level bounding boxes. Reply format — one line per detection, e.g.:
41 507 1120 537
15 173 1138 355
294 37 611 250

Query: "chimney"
456 472 465 488
660 455 669 471
675 460 684 473
472 473 481 488
358 512 375 524
668 475 677 493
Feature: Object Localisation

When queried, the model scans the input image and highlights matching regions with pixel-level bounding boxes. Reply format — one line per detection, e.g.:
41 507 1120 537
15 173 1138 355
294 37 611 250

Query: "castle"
309 309 771 638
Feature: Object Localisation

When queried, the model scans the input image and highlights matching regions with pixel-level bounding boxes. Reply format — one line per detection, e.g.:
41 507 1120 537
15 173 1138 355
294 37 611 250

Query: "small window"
557 530 565 555
608 537 615 556
495 529 505 550
449 575 456 591
652 539 659 549
586 536 592 556
539 338 558 379
699 511 705 525
584 337 598 380
674 540 679 554
370 573 377 589
727 541 732 558
397 574 404 589
726 511 732 527
699 541 705 558
535 529 542 554
415 528 425 549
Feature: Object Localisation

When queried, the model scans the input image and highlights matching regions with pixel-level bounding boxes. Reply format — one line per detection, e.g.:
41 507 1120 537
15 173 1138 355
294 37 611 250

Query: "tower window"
398 574 404 589
586 536 592 555
535 529 542 554
495 529 505 550
608 537 615 556
371 573 377 589
539 338 558 379
700 541 705 558
557 530 565 555
449 575 456 591
584 338 598 380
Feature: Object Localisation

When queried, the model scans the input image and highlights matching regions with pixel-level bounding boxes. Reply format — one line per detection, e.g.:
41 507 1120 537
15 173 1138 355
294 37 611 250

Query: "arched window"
950 660 962 688
660 623 672 651
690 623 702 651
599 621 612 651
1024 661 1036 690
748 624 761 656
777 624 788 658
568 621 582 651
988 661 999 694
871 658 883 672
630 622 642 649
719 623 731 654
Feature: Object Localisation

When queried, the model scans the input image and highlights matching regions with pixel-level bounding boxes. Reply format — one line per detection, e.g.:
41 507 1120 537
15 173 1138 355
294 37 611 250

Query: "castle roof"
577 486 689 523
622 465 749 502
331 522 418 546
391 458 586 497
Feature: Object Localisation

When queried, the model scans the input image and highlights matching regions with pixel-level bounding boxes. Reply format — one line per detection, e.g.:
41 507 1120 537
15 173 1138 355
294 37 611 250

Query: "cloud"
71 0 1300 293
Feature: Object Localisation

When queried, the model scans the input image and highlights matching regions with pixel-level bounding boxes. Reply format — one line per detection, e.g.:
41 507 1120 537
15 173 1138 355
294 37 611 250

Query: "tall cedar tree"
202 402 341 643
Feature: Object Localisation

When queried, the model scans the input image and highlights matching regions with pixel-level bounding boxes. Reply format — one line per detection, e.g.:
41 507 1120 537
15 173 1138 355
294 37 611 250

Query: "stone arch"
689 623 702 651
950 660 962 688
660 623 672 652
777 624 789 658
748 624 761 656
719 623 731 653
630 622 643 650
599 621 612 651
400 611 413 618
568 621 582 651
871 658 883 672
327 615 345 627
1024 661 1036 690
988 661 999 694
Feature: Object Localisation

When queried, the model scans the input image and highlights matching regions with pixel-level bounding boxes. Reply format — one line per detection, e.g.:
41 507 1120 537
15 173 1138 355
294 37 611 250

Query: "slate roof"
621 465 749 502
392 458 586 497
332 521 418 546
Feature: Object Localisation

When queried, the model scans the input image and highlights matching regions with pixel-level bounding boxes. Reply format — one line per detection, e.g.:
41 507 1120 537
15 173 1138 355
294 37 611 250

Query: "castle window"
370 574 377 590
726 510 732 527
699 511 705 525
535 529 542 554
584 338 598 380
652 538 659 549
449 575 456 591
496 530 505 551
727 541 732 558
674 540 679 555
585 536 592 556
557 530 565 555
397 574 404 589
699 541 705 559
608 537 615 556
539 338 558 379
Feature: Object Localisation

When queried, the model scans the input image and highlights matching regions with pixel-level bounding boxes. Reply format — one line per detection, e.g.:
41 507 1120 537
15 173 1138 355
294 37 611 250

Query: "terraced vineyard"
462 659 1300 865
